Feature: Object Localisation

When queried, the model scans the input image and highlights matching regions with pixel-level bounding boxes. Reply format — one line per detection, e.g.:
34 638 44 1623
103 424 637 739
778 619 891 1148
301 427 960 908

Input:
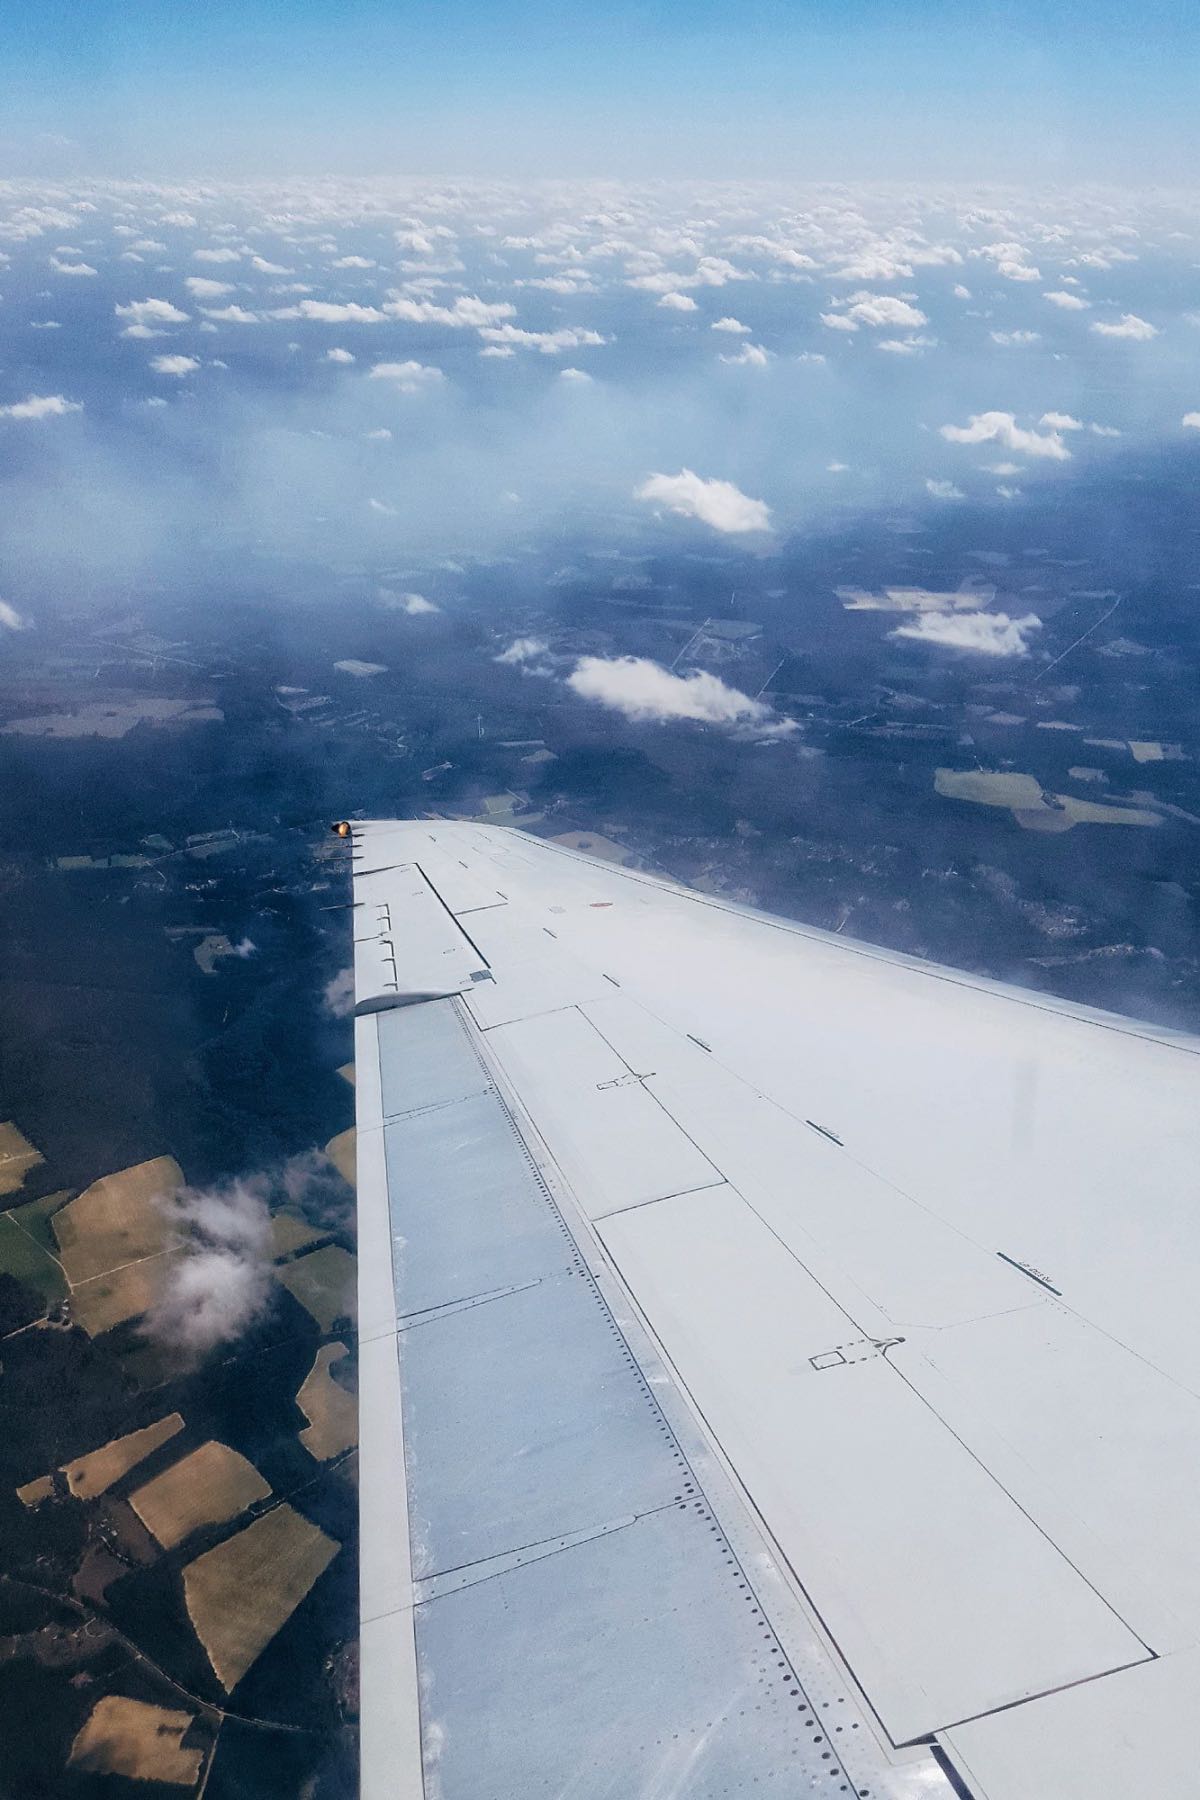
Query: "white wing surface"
350 818 1200 1800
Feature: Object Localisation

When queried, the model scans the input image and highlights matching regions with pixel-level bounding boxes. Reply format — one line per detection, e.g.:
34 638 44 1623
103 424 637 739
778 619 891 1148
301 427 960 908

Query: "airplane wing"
349 817 1200 1800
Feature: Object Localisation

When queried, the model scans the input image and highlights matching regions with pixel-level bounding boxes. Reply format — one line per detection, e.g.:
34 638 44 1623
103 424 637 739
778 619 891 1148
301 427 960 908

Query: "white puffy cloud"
1091 313 1157 340
891 611 1042 656
385 294 515 327
193 247 241 264
1182 412 1200 429
567 654 789 730
635 468 770 533
926 478 965 499
202 304 260 324
143 1175 273 1359
720 342 769 366
383 589 440 615
658 291 699 312
1043 290 1089 310
186 277 234 299
495 636 549 664
275 299 387 322
49 256 97 276
369 359 443 390
940 410 1071 461
333 254 377 269
326 346 355 363
559 366 592 382
251 255 291 274
711 316 750 333
116 297 189 335
1039 411 1083 430
820 311 860 332
0 393 82 420
628 256 746 294
840 292 929 330
0 599 28 629
952 284 972 299
151 354 200 376
477 323 606 355
990 329 1040 346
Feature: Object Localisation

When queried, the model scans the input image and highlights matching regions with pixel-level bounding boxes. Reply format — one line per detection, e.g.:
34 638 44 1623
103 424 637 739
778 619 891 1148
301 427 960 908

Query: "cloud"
1183 412 1200 429
323 969 354 1017
116 297 189 335
828 292 929 332
0 393 82 420
952 284 972 299
1091 313 1157 340
940 410 1071 460
990 330 1040 346
495 635 549 664
185 277 234 299
333 254 377 269
0 599 28 629
49 256 96 276
890 611 1042 656
382 589 439 615
658 291 698 312
477 323 606 355
326 347 355 363
1039 411 1083 430
151 354 200 376
635 468 770 533
369 359 443 390
925 478 965 499
1043 290 1089 310
193 247 241 264
142 1174 273 1360
720 342 769 366
251 255 291 274
559 366 592 383
385 294 515 327
202 305 260 324
712 316 750 333
567 654 790 731
276 299 387 323
141 1152 351 1361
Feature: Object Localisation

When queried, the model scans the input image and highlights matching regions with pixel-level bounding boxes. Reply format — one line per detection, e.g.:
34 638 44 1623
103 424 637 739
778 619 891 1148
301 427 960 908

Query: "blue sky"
3 0 1199 180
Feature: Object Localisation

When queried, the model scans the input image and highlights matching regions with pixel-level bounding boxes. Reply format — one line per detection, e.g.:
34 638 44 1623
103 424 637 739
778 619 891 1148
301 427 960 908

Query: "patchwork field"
52 1156 181 1284
276 1244 356 1332
62 1414 185 1499
0 1121 43 1196
68 1695 205 1785
183 1504 339 1691
131 1440 271 1549
296 1342 357 1461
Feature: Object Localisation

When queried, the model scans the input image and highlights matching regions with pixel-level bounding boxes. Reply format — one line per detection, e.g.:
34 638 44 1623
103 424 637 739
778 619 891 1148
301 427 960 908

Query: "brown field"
276 1244 357 1332
131 1441 271 1549
69 1250 181 1336
16 1473 54 1508
52 1155 182 1284
0 1121 43 1196
270 1209 328 1259
323 1127 356 1188
68 1695 204 1786
183 1504 339 1692
297 1342 357 1461
61 1413 184 1499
